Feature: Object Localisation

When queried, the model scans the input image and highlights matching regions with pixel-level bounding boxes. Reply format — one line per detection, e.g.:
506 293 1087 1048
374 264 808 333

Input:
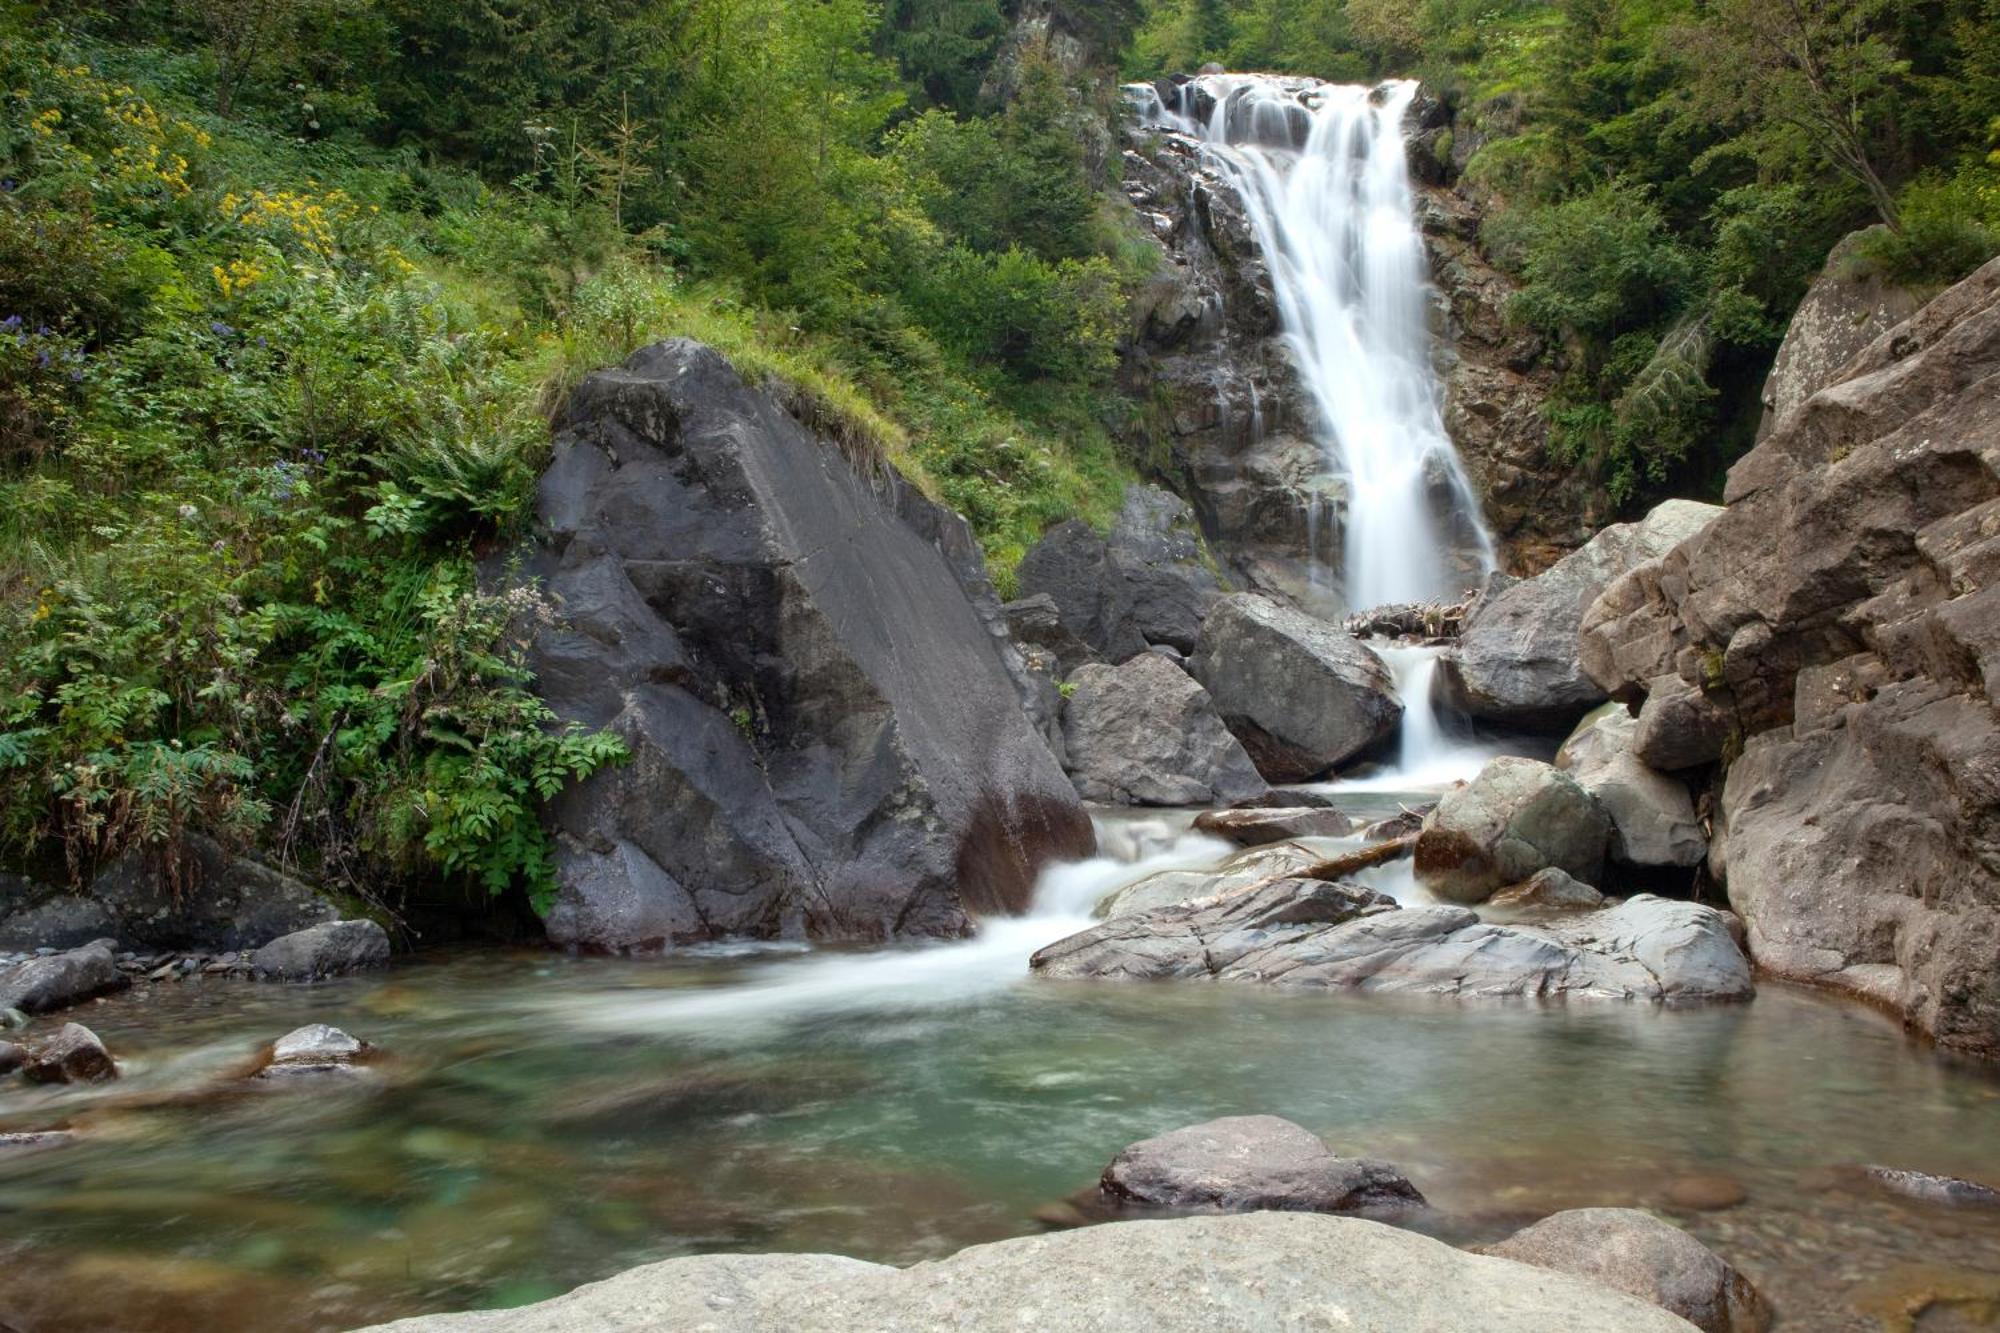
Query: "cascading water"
1142 75 1495 610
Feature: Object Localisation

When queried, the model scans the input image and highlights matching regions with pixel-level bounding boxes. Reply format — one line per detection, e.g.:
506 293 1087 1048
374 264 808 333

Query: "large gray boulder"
1758 227 1923 438
1487 1207 1771 1332
1017 484 1223 660
351 1212 1698 1332
1033 878 1752 1003
1100 1115 1424 1214
0 939 126 1014
1413 757 1612 903
1436 500 1721 730
520 341 1093 952
250 920 390 982
1190 594 1402 781
1061 653 1267 806
1557 707 1707 869
1575 255 2000 1058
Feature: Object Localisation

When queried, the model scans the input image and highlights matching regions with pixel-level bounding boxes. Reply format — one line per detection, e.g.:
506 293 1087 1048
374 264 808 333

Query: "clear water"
4 814 1999 1332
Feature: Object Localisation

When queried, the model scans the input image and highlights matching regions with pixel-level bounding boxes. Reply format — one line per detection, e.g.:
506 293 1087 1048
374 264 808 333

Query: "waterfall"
1145 75 1495 610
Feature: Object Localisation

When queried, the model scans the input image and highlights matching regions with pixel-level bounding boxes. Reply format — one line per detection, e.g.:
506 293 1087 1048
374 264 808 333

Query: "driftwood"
1344 593 1477 642
1298 833 1416 882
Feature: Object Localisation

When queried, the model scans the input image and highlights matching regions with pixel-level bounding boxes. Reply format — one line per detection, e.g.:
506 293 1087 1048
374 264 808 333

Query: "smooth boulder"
1557 706 1707 868
250 920 390 982
1487 1207 1771 1332
351 1212 1698 1333
0 939 126 1015
1413 757 1611 903
520 340 1093 951
21 1022 117 1084
1060 653 1268 806
1437 500 1721 729
1190 593 1402 781
1101 1115 1423 1214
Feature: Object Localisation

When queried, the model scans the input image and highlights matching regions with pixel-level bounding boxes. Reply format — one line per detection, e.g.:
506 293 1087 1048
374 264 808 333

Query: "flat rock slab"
350 1212 1698 1332
1193 806 1354 845
1100 1114 1423 1213
1033 881 1753 1003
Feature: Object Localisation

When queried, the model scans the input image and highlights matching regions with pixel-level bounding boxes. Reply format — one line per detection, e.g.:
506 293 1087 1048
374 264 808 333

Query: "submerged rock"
1556 706 1706 869
519 340 1093 952
249 920 390 982
1060 653 1267 807
1190 594 1402 781
1191 806 1354 845
1863 1166 2000 1208
0 1130 74 1153
255 1023 374 1079
1413 756 1611 903
1486 1207 1772 1333
0 939 126 1015
1034 882 1751 1003
349 1211 1698 1332
21 1022 117 1084
1100 1115 1424 1215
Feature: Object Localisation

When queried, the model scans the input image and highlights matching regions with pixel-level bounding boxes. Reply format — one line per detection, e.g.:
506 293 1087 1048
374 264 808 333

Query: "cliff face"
1579 256 2000 1058
1114 83 1602 597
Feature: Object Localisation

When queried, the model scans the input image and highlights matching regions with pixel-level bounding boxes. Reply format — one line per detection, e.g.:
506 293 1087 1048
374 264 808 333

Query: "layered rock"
1487 1207 1771 1333
520 340 1093 952
1436 500 1722 729
353 1212 1700 1333
1060 653 1267 806
1578 256 2000 1056
1032 877 1752 1002
1412 757 1611 903
1017 484 1223 659
1190 594 1402 780
1100 1115 1424 1214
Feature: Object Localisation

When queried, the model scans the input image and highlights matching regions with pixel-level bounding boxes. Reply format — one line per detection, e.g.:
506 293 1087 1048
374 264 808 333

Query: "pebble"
1665 1173 1748 1211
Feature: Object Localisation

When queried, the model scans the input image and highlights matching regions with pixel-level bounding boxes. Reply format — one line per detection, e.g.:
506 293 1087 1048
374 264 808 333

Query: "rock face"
1100 1115 1424 1214
0 836 337 954
1190 594 1402 780
1017 484 1224 660
1487 1207 1771 1333
1759 228 1924 438
249 920 390 982
1577 255 2000 1058
352 1212 1699 1333
1413 757 1612 904
0 939 126 1014
1033 878 1752 1003
1437 500 1722 729
1060 653 1267 806
1191 806 1353 845
21 1022 117 1084
1557 706 1707 869
521 340 1093 952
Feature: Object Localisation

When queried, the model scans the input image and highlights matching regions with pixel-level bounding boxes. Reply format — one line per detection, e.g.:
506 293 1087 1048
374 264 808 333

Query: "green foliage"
1499 182 1695 341
1857 162 2000 285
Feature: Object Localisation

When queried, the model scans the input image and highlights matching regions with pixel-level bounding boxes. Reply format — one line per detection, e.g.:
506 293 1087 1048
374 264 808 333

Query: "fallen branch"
1299 833 1417 882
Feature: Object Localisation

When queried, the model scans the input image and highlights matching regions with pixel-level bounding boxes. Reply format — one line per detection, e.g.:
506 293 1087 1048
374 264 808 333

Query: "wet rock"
1413 757 1611 904
249 920 390 982
22 1022 117 1084
1556 706 1706 869
0 939 127 1015
81 834 340 952
1664 1174 1748 1211
1100 1115 1424 1214
255 1023 374 1079
1190 594 1402 780
1060 653 1268 806
1436 500 1722 730
1037 883 1751 1002
1864 1166 2000 1208
0 1130 74 1152
519 340 1093 951
1191 806 1353 845
1095 842 1326 919
1489 867 1604 910
353 1211 1700 1332
1486 1207 1772 1332
0 1040 22 1074
1017 485 1223 660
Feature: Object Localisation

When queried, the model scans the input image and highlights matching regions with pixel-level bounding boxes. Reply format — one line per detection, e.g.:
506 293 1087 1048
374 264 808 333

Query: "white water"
1144 75 1494 609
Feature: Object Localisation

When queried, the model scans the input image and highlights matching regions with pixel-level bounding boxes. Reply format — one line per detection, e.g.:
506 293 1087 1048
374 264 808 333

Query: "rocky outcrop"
1099 1115 1424 1214
1033 877 1752 1002
1436 500 1722 729
0 939 126 1014
520 340 1093 952
1017 484 1223 659
1060 653 1267 806
1487 1208 1771 1333
1759 228 1924 439
352 1212 1699 1333
1557 706 1707 869
249 920 390 982
1190 594 1402 780
1578 255 2000 1058
1413 757 1611 903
